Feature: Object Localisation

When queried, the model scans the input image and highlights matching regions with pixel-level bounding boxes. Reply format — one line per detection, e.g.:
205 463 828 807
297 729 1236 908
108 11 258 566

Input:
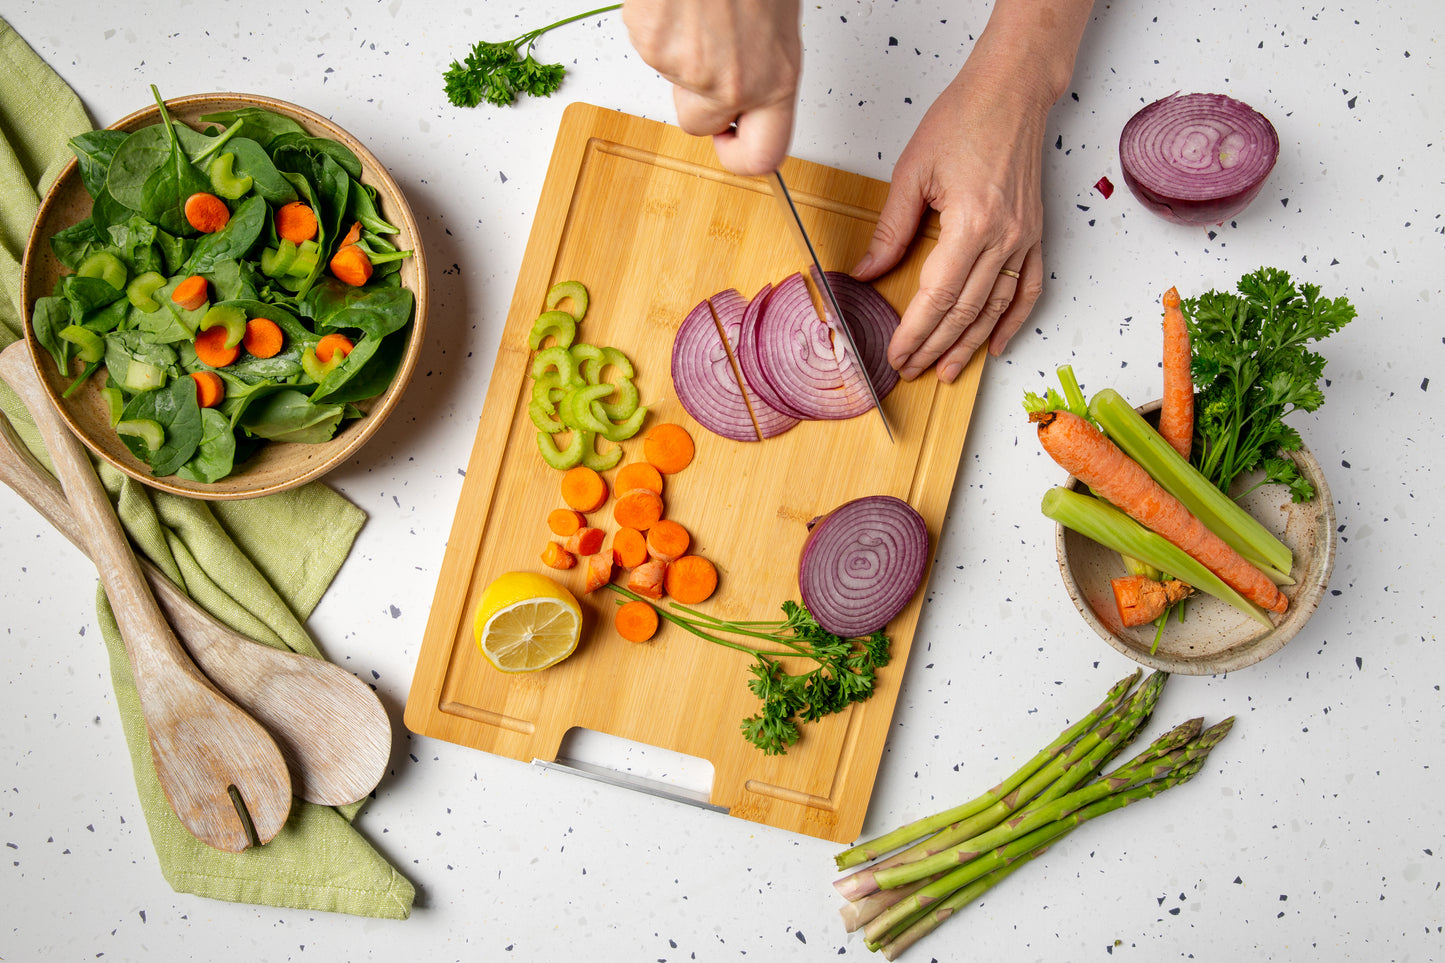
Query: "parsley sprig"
1183 267 1355 502
443 6 621 108
607 587 892 756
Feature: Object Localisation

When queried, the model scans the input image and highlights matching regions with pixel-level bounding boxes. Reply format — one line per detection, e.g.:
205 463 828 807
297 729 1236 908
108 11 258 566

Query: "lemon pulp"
473 572 582 673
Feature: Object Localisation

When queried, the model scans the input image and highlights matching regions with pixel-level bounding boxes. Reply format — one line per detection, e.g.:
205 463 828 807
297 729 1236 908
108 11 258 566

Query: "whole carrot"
1159 286 1194 460
1031 408 1286 613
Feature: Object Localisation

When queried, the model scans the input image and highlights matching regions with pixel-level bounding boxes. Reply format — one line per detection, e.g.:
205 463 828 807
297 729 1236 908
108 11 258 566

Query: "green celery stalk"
1043 486 1273 627
1089 388 1293 583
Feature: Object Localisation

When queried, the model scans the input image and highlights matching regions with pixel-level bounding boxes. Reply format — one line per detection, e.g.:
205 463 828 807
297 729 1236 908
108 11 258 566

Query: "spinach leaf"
174 408 237 483
223 136 298 204
218 379 291 429
197 107 306 148
301 276 414 338
139 137 213 236
240 388 344 444
346 178 401 235
60 274 125 321
49 219 110 271
272 147 351 296
311 326 409 405
269 131 363 180
31 296 72 371
308 332 383 404
106 124 174 212
106 329 180 387
120 376 204 475
68 130 129 198
204 259 262 302
183 194 266 274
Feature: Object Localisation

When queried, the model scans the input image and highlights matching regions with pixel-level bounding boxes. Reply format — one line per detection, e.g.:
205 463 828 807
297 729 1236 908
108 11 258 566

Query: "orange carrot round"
189 370 225 408
242 317 284 359
615 600 659 643
643 422 694 474
615 461 664 496
1159 286 1194 461
194 324 240 367
563 526 606 557
547 508 586 537
583 551 615 593
184 192 231 233
540 541 577 570
1032 408 1286 613
314 333 355 365
646 519 690 563
612 490 664 531
664 555 717 604
611 527 648 569
171 275 209 311
626 558 667 600
560 465 608 513
329 244 373 286
275 201 318 243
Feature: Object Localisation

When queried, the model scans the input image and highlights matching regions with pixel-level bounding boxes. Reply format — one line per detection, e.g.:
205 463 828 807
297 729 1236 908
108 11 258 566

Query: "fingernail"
852 252 876 277
940 362 961 383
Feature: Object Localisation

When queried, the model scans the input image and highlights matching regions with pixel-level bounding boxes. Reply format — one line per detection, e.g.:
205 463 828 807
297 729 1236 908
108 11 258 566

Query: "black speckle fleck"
390 604 402 619
1356 656 1363 670
888 36 898 46
795 930 807 943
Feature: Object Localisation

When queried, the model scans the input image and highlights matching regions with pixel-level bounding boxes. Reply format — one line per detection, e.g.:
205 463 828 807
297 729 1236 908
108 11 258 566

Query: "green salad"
30 86 415 483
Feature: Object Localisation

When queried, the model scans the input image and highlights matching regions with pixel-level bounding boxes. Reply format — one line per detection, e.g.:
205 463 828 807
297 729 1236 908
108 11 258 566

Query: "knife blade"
767 170 895 443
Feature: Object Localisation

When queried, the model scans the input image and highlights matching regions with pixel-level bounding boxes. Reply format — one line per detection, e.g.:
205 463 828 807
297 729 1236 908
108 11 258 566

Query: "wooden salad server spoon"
0 405 392 806
1 342 292 851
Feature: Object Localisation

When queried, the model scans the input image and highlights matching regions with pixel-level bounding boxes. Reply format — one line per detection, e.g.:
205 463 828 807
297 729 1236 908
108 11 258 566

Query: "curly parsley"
443 6 621 108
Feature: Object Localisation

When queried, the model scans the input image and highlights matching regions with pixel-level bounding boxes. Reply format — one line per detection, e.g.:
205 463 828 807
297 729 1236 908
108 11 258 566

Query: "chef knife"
767 170 896 443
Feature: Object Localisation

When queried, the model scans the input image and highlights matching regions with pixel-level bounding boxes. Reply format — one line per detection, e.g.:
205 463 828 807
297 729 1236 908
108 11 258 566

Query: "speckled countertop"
2 2 1442 960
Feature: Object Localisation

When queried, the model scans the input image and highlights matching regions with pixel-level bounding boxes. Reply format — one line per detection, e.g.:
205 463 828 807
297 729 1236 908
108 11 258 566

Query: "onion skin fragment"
1119 92 1279 226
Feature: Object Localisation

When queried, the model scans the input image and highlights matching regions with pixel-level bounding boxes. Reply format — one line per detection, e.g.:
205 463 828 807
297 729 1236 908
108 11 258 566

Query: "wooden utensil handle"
0 345 196 684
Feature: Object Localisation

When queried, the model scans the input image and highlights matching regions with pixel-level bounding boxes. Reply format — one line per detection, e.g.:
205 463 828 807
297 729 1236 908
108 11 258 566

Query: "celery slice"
1043 486 1273 627
1089 388 1293 582
526 310 577 350
544 279 588 321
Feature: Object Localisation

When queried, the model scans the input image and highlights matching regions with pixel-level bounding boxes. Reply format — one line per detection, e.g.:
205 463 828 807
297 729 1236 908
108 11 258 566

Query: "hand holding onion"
621 0 801 176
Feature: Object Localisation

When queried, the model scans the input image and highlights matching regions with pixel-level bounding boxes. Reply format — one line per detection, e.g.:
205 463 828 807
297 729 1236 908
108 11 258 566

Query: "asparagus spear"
873 855 1039 959
833 668 1142 871
834 670 1166 901
871 717 1228 891
862 754 1215 947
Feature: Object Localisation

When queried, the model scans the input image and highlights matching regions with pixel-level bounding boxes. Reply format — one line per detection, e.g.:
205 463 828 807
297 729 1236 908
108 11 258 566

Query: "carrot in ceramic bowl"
242 317 284 359
189 370 226 408
184 192 230 233
194 324 240 367
1159 286 1194 460
275 201 318 243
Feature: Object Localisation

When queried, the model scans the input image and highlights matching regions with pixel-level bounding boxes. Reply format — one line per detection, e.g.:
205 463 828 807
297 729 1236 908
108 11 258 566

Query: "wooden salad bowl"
20 92 428 500
1054 399 1337 675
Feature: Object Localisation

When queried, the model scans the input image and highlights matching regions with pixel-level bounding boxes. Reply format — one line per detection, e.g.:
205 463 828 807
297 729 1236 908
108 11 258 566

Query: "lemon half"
473 571 582 673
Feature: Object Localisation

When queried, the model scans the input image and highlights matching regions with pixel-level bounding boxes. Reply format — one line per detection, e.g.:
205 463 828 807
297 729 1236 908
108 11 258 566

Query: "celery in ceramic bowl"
1051 399 1336 675
20 90 427 499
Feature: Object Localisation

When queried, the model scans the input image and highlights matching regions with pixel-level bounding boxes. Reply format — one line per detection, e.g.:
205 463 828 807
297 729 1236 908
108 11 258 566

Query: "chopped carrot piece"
626 558 667 600
242 317 284 359
338 220 362 248
171 275 209 311
540 541 577 570
314 333 354 365
560 465 608 513
184 192 230 233
1112 574 1192 627
615 461 663 496
275 201 318 243
547 508 586 537
563 526 605 556
329 243 373 286
583 551 614 593
615 600 659 643
190 370 225 408
612 490 663 531
193 324 240 367
663 555 717 604
612 527 648 569
646 519 690 563
643 422 694 474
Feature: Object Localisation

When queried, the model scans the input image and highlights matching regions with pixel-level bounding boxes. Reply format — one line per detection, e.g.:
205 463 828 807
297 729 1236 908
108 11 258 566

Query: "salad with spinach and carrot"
30 86 415 483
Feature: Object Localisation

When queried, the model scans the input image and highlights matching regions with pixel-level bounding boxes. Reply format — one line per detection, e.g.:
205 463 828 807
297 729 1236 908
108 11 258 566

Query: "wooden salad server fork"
0 405 391 806
1 342 291 851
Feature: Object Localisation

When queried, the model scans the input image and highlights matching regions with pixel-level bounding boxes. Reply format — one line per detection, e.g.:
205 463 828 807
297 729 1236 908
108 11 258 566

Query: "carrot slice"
171 275 209 311
615 600 659 642
563 527 606 556
329 243 373 286
547 508 586 537
615 461 663 496
626 558 667 600
583 551 615 593
612 490 663 531
540 541 577 570
193 324 240 367
184 192 230 233
643 422 694 474
646 519 690 563
560 466 608 512
612 527 648 569
663 555 717 604
242 317 284 359
190 370 225 408
275 201 318 243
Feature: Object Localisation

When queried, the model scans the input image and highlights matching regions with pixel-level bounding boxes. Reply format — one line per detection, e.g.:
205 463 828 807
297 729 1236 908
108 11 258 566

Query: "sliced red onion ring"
671 292 758 442
1119 92 1279 226
737 282 813 424
798 495 929 637
814 268 900 406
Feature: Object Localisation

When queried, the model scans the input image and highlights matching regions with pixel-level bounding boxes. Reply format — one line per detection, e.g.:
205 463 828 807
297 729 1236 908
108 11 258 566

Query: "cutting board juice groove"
406 104 983 843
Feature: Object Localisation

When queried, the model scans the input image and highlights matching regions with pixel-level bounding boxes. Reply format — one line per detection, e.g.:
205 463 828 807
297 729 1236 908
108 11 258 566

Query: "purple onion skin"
1120 167 1273 227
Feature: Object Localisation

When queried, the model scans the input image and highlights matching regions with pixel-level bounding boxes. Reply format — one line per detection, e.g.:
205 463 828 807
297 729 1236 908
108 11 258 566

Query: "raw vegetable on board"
31 86 416 483
830 670 1234 959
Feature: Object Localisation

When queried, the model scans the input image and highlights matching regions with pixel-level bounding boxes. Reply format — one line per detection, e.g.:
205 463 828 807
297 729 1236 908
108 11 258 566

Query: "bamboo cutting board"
405 103 985 843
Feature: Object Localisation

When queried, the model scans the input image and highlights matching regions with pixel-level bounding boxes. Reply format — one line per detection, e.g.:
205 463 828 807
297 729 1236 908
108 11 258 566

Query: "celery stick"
1089 388 1293 583
1043 487 1273 627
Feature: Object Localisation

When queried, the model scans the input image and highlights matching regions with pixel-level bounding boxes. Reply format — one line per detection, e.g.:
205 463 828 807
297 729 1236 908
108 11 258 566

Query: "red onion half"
799 495 929 637
1119 92 1279 226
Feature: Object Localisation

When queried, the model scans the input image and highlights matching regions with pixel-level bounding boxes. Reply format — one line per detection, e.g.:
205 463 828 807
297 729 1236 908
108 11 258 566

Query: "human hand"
852 63 1055 384
622 0 801 175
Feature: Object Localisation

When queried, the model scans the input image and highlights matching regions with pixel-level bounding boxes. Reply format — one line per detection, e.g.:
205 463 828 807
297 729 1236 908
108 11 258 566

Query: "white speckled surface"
2 2 1442 960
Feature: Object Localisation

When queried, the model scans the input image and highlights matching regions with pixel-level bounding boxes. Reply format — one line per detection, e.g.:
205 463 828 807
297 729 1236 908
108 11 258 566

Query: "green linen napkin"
0 17 414 919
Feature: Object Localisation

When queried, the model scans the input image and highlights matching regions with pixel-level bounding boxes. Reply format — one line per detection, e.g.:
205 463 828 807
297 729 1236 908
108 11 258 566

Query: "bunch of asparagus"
832 669 1233 959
